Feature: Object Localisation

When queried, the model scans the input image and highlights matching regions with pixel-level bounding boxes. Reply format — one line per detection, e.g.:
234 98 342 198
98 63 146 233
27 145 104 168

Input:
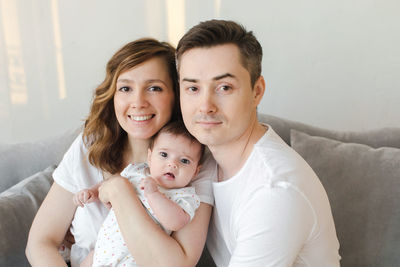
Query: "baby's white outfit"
92 163 200 267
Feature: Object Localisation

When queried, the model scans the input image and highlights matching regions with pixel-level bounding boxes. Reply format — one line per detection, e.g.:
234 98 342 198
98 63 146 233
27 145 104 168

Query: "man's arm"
141 177 190 231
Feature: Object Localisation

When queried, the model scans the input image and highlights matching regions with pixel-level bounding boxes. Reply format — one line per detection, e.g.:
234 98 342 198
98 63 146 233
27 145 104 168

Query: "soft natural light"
1 0 27 105
51 0 66 100
165 0 185 47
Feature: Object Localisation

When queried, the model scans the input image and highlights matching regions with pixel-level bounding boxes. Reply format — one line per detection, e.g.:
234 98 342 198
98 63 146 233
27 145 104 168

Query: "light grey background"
1 0 399 143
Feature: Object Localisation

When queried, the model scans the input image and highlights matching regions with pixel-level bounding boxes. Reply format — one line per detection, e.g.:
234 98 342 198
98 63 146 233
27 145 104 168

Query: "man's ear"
252 76 266 107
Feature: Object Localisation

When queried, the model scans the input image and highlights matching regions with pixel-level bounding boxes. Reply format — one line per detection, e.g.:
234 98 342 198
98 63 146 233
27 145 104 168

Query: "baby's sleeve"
169 187 201 221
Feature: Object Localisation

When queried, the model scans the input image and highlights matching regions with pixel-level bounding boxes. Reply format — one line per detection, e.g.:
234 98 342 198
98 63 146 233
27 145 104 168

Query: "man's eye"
149 86 162 92
180 158 190 164
118 86 130 92
187 86 198 92
160 152 167 158
218 85 232 92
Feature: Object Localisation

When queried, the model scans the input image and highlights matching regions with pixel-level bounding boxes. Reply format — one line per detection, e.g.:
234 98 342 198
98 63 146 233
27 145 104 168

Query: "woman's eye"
159 152 167 158
149 86 162 92
180 158 190 164
118 86 130 92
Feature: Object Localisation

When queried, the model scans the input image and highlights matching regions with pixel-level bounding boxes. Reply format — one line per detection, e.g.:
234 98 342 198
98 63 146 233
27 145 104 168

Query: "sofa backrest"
0 127 81 193
258 113 400 148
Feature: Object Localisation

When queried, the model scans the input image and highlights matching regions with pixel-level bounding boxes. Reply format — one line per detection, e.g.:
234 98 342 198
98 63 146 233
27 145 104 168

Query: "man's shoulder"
245 128 317 187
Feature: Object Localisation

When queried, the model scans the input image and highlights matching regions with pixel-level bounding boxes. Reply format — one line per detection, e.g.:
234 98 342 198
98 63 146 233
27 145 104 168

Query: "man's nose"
199 90 217 114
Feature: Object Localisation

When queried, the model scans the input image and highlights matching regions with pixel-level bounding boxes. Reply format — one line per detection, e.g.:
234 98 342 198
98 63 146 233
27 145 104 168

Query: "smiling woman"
114 57 175 142
26 38 215 267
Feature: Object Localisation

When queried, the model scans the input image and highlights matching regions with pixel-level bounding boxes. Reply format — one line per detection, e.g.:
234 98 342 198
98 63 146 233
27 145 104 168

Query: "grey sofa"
1 113 399 267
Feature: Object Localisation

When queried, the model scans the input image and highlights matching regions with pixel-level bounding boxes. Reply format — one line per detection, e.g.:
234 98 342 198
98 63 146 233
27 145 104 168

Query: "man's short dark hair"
176 19 263 87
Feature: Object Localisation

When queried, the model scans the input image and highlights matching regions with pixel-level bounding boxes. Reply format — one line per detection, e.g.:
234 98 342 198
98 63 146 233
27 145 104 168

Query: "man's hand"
73 189 98 207
140 177 159 196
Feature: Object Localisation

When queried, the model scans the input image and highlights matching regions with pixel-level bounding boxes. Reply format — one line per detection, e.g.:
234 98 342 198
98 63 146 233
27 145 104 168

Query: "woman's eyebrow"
117 78 167 86
117 78 132 83
146 79 168 86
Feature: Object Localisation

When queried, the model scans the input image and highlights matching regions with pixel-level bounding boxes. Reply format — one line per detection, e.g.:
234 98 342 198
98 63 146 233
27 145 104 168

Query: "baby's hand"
140 177 159 196
73 189 98 207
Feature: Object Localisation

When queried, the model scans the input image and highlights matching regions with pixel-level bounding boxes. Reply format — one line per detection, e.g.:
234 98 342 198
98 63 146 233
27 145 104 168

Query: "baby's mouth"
164 172 175 180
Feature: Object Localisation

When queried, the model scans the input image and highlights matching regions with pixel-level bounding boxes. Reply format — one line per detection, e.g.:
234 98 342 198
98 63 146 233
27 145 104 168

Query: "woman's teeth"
129 115 153 121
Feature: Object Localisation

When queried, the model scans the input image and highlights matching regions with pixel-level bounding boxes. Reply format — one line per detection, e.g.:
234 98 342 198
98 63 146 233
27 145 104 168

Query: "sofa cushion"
291 130 400 267
0 127 80 193
259 113 400 148
0 165 55 267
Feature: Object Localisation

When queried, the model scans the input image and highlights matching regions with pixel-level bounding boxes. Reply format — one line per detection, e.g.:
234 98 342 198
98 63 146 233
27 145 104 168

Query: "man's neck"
209 121 267 182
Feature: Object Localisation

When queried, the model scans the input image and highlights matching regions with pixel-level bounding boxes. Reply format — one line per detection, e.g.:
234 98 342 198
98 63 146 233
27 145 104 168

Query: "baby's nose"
168 161 178 169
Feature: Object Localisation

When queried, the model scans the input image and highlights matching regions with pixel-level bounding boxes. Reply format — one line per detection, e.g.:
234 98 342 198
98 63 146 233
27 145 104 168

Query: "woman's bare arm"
99 175 212 267
26 183 76 267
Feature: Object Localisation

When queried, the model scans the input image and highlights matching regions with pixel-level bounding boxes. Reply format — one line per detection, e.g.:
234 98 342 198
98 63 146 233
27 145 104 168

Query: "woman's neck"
124 137 150 165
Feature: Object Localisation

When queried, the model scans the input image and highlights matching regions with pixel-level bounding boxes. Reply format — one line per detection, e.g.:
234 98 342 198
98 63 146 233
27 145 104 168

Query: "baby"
73 121 204 267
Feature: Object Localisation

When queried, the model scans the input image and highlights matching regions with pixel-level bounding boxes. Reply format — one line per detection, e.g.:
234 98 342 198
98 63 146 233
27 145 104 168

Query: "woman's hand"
98 174 130 209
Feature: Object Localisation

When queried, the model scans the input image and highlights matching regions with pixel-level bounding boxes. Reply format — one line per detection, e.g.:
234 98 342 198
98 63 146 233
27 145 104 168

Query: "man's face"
179 44 263 148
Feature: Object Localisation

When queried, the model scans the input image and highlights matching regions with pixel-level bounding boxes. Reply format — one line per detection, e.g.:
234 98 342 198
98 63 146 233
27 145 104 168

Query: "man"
177 20 340 266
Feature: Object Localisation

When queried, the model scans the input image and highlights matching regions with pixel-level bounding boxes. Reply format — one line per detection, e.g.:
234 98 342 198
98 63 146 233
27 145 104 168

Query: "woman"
26 38 215 267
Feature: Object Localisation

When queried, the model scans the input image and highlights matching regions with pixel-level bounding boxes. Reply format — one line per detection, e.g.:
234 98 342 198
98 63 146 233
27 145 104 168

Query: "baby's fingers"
73 194 84 207
82 190 90 203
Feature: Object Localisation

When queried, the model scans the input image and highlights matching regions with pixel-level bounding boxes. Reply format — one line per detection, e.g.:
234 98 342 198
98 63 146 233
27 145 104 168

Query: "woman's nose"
130 90 149 108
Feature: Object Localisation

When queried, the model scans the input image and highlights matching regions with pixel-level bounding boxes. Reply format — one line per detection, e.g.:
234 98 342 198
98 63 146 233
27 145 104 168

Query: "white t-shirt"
93 163 201 267
53 133 216 267
206 126 341 267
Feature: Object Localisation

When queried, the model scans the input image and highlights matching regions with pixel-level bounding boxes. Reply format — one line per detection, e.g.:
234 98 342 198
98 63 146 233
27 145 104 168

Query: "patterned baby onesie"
92 163 200 267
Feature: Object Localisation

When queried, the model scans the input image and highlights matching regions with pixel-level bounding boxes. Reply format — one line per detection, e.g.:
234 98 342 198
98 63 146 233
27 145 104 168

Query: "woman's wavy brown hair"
83 38 180 174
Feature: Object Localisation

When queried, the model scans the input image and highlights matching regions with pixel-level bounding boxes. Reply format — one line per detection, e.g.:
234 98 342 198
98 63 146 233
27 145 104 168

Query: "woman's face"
114 57 175 140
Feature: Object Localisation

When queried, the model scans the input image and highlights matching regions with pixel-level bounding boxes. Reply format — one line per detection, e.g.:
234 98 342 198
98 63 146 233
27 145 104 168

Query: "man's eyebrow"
181 78 198 83
213 73 236 81
181 73 236 83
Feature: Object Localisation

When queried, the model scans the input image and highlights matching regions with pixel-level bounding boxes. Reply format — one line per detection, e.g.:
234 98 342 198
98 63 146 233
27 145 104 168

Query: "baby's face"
147 133 202 189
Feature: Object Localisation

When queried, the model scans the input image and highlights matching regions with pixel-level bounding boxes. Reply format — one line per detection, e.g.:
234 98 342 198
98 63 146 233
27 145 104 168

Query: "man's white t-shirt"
53 133 216 267
206 126 341 267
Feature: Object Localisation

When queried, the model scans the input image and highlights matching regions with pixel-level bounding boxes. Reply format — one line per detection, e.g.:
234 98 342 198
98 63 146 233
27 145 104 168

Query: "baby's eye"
159 152 167 158
118 86 130 92
180 158 190 164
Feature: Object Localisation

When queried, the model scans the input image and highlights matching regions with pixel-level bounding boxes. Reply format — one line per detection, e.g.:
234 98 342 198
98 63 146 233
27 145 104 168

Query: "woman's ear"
252 76 266 107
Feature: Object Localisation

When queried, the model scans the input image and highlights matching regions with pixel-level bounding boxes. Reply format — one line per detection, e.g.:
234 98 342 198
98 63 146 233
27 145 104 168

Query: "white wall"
1 0 399 144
